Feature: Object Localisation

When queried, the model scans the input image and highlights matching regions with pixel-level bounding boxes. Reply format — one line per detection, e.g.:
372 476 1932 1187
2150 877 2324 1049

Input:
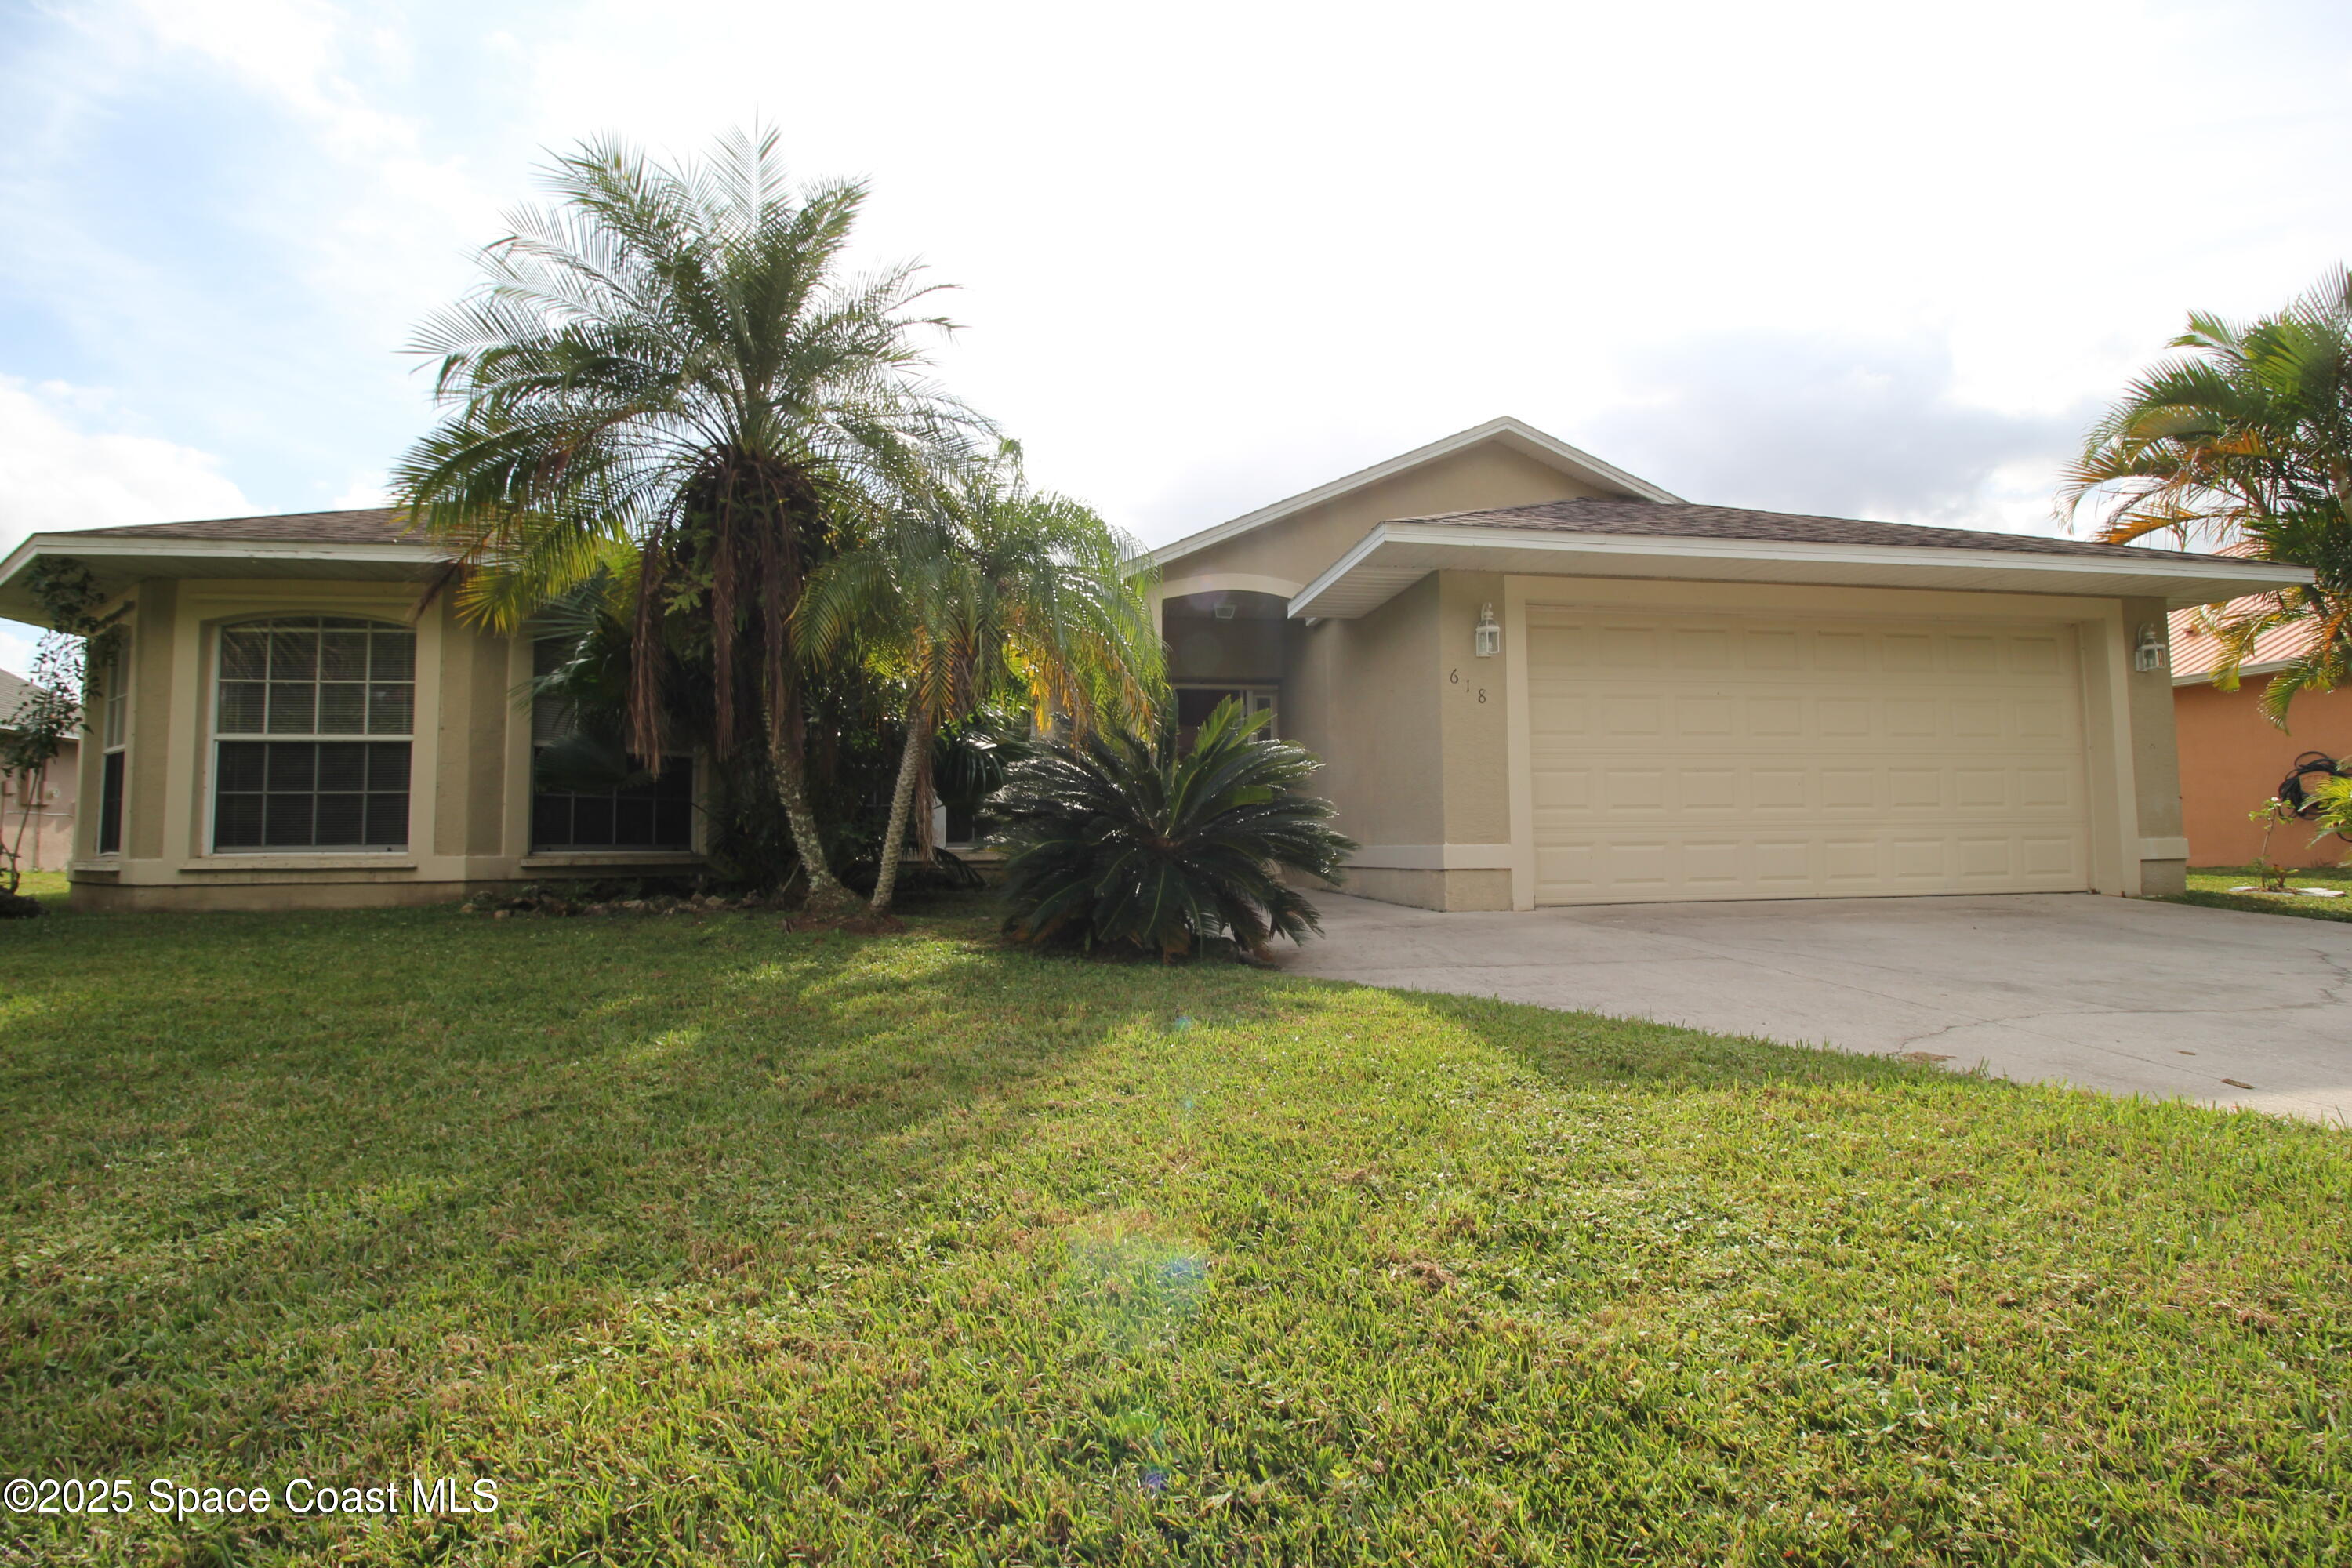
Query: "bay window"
212 616 413 850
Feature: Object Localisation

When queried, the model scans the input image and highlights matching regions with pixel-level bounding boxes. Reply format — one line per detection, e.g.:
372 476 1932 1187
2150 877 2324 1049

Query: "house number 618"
1450 670 1487 702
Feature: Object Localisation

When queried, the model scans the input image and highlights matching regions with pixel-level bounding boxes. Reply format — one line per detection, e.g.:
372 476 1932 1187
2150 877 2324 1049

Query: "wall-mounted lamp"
2133 622 2167 673
1474 603 1501 659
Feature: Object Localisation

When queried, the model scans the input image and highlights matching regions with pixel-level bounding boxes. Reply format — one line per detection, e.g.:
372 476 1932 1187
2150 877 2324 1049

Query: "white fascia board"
2172 659 2294 688
1288 523 2314 620
1145 416 1680 572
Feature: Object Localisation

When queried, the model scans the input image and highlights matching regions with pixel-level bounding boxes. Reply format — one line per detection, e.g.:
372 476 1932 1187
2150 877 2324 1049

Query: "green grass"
2176 862 2352 924
3 895 2350 1565
13 869 69 908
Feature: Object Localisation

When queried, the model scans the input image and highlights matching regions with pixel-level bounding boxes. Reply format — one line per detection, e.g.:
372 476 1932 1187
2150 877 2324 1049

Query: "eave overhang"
0 535 452 625
1287 523 2315 620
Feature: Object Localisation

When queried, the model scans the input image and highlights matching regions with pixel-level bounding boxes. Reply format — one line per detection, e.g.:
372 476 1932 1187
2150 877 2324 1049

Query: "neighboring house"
0 416 2308 915
0 667 78 872
2170 605 2352 869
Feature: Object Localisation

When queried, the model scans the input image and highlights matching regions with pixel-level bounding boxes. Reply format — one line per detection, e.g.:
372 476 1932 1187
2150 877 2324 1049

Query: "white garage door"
1526 608 2090 904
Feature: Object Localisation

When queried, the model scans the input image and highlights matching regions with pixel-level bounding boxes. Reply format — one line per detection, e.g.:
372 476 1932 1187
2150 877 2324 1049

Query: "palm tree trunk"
769 731 855 915
869 711 934 915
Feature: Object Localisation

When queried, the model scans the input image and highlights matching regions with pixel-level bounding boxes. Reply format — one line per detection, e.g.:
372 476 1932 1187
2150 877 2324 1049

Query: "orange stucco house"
2171 608 2352 869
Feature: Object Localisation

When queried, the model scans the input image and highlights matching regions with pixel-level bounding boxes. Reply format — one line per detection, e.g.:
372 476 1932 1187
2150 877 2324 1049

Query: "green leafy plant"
2298 777 2352 863
2246 797 2299 891
989 698 1356 961
797 441 1163 915
2 558 127 904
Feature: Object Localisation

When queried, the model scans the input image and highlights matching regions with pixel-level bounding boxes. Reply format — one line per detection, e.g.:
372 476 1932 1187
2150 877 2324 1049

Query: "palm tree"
394 128 979 910
990 698 1356 962
2060 267 2352 721
797 444 1163 913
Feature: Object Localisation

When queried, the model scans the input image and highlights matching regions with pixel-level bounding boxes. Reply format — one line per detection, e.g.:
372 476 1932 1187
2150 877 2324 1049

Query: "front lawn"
2177 862 2352 924
3 897 2348 1563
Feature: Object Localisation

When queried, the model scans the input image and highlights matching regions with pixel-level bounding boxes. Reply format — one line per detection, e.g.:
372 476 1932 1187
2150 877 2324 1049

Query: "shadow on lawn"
0 898 1191 1471
1321 978 1940 1097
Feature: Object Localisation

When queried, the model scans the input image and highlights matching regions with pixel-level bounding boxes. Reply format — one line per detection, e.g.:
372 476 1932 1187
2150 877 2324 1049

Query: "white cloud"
1581 334 2098 535
0 376 252 557
7 0 2350 559
328 470 390 509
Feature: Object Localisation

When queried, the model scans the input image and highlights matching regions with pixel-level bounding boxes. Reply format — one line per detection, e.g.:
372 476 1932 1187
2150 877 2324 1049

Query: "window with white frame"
211 616 414 850
94 644 129 855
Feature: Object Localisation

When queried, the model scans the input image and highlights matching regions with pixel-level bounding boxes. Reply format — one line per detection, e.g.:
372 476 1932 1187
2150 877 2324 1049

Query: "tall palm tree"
797 445 1163 913
2060 267 2352 721
394 128 978 909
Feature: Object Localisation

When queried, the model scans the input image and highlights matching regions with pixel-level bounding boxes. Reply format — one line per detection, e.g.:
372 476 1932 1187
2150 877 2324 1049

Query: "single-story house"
0 416 2310 914
0 508 706 912
2170 605 2352 869
1149 416 2303 910
1 666 78 871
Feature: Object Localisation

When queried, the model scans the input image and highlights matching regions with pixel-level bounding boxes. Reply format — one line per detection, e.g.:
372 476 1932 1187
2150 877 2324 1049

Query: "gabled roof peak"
1150 416 1678 569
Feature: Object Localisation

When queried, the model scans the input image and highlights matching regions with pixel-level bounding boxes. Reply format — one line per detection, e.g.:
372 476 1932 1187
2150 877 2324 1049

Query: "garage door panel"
1675 630 1732 669
1678 695 1736 735
1602 695 1664 735
2009 635 2062 673
1527 608 2089 905
1599 627 1659 666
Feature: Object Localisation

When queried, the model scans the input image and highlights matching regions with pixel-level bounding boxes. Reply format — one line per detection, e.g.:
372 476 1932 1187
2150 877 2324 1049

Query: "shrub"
990 698 1355 960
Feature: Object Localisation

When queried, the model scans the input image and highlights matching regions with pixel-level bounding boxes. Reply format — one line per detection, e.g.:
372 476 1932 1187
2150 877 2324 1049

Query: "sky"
4 0 2351 674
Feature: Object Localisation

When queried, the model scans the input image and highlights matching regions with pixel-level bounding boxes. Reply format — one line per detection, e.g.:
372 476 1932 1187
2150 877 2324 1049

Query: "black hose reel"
2277 752 2352 837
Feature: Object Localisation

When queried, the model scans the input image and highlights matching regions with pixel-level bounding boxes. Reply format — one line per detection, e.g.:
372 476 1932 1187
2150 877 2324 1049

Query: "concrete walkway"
1280 891 2352 1123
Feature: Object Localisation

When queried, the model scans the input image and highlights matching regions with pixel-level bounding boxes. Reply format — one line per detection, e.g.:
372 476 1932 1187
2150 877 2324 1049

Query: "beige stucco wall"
1157 444 1610 913
65 575 703 913
1160 443 1614 598
1283 575 1444 851
2121 596 2189 895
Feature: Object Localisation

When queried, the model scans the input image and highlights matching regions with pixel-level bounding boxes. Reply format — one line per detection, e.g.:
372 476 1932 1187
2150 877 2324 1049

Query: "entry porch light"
1474 603 1501 658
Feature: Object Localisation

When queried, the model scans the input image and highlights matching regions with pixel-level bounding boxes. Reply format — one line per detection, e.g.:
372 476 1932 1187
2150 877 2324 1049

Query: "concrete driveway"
1280 892 2352 1123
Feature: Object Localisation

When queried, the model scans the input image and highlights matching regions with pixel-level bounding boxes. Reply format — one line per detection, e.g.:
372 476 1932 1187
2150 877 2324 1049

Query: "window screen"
529 635 694 851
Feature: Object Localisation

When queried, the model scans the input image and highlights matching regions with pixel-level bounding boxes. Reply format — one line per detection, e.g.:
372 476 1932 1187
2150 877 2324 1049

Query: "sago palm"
2060 267 2352 720
990 699 1355 961
797 443 1163 913
394 128 978 909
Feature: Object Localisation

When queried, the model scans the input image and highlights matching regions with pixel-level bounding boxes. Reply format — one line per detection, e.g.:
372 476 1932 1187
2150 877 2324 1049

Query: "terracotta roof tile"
2169 598 2318 680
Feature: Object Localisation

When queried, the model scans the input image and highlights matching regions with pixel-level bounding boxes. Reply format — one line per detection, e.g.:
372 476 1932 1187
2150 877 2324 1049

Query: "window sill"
519 852 704 869
183 854 419 873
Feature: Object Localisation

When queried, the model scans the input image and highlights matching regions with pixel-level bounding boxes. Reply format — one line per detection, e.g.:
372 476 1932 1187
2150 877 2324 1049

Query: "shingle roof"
1396 496 2243 565
71 507 427 544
